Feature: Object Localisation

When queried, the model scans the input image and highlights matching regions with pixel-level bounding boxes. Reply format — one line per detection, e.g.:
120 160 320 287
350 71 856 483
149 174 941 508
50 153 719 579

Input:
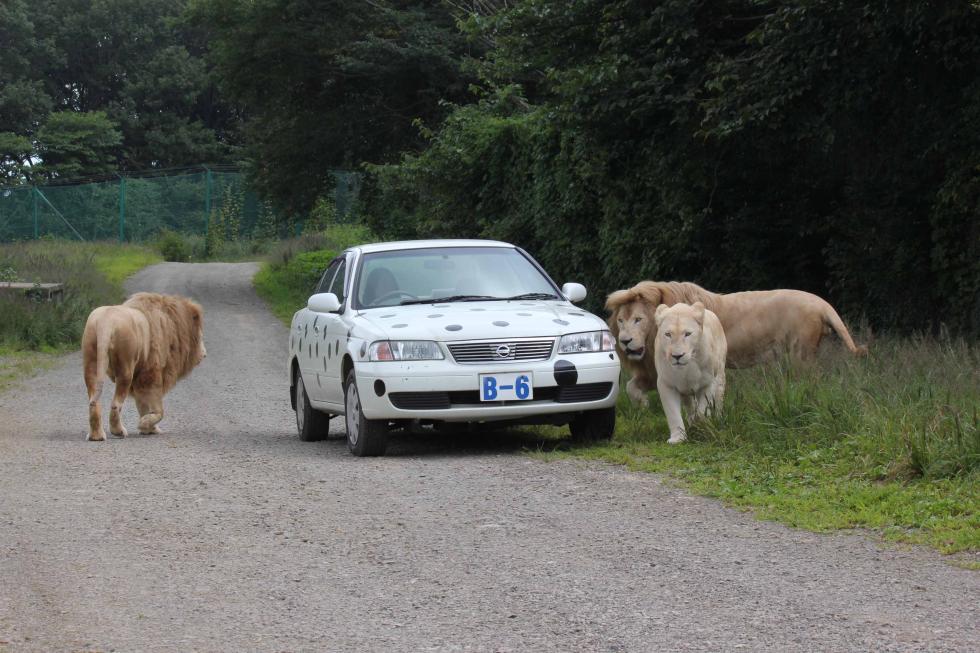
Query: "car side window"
327 256 348 304
315 258 343 295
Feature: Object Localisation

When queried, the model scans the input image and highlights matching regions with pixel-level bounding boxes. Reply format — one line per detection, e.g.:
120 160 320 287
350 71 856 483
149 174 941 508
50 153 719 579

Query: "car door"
319 252 352 407
299 255 344 405
304 253 351 407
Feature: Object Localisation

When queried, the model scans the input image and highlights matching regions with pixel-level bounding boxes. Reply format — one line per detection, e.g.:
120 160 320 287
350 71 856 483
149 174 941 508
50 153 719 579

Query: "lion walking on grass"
82 292 206 441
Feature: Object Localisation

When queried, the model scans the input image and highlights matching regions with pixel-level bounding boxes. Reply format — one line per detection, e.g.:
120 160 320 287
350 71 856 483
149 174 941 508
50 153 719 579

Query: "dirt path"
0 262 976 652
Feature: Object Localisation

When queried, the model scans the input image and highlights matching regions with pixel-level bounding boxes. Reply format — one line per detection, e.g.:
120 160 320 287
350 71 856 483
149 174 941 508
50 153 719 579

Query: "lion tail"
822 303 868 357
83 312 112 405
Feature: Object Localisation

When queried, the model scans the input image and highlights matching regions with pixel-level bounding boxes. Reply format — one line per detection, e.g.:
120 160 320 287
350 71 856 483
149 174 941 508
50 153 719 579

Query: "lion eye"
664 332 672 338
684 331 692 337
633 317 642 324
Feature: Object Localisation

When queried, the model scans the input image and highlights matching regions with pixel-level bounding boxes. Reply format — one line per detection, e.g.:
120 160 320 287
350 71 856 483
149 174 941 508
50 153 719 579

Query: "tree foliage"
186 0 480 214
0 0 237 182
362 0 980 334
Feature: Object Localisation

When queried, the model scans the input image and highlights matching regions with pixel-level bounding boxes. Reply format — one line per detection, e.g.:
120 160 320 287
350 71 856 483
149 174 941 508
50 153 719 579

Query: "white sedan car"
288 239 621 456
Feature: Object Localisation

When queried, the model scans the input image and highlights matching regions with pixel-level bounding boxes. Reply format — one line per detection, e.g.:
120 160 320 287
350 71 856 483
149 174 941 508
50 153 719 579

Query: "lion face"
654 302 705 368
614 300 656 361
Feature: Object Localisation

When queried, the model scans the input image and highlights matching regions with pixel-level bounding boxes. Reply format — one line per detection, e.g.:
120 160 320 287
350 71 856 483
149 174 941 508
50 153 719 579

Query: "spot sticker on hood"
392 324 407 328
493 321 510 327
445 324 462 332
427 314 443 318
553 319 569 326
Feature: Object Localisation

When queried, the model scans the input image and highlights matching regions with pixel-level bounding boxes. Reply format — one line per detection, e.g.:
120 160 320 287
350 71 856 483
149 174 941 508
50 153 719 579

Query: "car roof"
351 239 515 254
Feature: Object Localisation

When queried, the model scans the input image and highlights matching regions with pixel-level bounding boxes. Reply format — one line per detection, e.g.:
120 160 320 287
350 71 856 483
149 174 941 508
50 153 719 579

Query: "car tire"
344 369 388 456
295 373 331 442
569 406 616 442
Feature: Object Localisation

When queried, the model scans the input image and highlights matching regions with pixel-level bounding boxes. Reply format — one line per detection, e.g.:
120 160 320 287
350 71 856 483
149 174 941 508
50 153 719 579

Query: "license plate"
480 372 533 401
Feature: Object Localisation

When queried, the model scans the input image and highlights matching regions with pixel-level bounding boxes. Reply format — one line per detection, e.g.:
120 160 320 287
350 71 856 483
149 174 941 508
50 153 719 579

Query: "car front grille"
388 383 613 410
447 339 555 364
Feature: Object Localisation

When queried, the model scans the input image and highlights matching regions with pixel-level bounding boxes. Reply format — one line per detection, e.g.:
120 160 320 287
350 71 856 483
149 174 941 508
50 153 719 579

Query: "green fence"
0 165 361 243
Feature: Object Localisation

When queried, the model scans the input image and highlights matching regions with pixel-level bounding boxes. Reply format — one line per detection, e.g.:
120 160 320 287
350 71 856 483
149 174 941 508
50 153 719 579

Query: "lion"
82 292 206 441
653 302 727 444
606 280 866 407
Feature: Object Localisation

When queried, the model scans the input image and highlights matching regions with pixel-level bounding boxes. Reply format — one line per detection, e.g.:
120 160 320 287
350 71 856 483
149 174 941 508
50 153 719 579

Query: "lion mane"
83 292 206 441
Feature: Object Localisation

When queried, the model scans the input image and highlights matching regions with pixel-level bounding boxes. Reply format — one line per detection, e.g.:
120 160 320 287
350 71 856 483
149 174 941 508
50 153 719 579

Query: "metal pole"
203 165 212 236
32 187 39 239
116 173 126 241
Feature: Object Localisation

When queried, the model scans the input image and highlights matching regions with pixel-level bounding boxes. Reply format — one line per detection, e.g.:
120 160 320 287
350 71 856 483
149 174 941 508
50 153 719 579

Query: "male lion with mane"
606 280 866 407
82 292 206 441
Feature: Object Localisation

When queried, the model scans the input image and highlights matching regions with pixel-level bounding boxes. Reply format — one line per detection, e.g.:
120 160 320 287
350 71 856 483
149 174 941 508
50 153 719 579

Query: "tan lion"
606 280 866 407
654 302 726 444
82 292 206 441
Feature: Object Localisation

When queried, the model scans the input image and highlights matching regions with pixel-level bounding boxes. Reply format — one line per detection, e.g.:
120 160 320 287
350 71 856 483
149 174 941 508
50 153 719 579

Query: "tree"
35 111 123 179
187 0 480 214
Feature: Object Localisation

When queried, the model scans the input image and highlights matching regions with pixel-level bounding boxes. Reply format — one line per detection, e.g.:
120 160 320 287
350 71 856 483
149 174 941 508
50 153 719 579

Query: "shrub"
156 230 191 262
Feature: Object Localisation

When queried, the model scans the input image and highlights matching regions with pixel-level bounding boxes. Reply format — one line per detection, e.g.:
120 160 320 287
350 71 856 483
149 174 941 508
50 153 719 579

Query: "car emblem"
495 344 512 358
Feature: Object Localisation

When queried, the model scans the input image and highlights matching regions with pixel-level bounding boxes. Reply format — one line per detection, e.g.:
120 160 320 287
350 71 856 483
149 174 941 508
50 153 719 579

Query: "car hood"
354 301 607 341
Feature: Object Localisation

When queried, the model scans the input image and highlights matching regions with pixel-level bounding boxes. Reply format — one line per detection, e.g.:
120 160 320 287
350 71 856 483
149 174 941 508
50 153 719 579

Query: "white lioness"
654 302 727 444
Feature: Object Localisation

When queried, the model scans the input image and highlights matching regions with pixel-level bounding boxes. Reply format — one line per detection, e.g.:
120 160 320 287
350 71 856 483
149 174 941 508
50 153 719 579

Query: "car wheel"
295 373 331 442
569 406 616 442
344 369 388 456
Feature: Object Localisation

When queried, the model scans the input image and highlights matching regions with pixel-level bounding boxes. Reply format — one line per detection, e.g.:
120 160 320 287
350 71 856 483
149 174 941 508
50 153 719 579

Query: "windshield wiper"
399 294 497 305
500 292 559 301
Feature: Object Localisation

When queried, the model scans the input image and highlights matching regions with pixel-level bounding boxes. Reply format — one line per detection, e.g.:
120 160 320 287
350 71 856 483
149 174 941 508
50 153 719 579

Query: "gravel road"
1 262 977 653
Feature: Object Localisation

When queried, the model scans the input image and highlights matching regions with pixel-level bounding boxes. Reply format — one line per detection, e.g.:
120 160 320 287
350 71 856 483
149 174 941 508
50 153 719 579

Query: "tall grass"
681 338 979 481
0 240 161 351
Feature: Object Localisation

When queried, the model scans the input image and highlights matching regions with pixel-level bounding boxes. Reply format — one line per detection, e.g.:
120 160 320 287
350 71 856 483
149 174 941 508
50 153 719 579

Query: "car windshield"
354 246 558 309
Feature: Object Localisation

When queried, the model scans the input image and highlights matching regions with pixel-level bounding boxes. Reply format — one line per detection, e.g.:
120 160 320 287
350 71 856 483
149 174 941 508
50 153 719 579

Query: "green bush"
156 230 191 262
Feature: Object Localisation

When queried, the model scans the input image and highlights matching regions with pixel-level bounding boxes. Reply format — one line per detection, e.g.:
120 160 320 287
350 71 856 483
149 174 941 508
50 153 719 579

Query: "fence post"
32 187 39 239
203 165 212 236
116 173 126 241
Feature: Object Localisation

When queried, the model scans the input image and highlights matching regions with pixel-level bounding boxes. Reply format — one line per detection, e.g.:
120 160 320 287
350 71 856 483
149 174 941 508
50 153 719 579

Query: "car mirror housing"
562 282 587 303
308 292 341 313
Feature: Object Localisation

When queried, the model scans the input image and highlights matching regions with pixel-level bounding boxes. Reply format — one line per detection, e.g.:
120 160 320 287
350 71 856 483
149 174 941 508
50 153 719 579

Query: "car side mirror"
562 282 587 303
308 292 341 313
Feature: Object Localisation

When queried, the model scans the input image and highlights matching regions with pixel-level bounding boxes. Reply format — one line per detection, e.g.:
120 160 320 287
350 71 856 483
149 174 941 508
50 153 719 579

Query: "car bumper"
355 353 620 421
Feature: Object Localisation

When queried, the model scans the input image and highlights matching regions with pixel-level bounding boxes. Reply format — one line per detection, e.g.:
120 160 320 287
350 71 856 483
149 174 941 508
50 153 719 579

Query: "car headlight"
368 340 445 361
557 330 617 354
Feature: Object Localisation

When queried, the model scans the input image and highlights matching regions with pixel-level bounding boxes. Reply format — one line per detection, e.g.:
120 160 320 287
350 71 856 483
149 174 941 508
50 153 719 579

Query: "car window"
355 247 557 308
315 257 343 295
327 256 348 303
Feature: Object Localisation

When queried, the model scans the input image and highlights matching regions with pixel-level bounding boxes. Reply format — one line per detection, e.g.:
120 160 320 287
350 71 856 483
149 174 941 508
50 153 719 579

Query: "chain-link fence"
0 165 360 243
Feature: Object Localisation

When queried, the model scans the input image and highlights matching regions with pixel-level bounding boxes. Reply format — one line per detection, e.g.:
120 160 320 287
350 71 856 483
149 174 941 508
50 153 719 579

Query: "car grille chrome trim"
447 338 555 364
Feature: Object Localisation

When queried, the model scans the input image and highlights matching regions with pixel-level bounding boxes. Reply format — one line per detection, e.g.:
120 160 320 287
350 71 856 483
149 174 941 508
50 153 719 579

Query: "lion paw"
667 432 687 444
110 427 128 438
87 431 107 442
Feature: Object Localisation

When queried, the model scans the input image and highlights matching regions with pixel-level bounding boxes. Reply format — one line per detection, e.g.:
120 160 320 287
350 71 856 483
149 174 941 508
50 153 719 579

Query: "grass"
0 240 161 386
534 338 979 556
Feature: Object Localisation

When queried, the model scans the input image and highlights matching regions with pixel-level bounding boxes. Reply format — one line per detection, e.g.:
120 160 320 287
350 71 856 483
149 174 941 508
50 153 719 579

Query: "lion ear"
654 303 669 326
691 301 705 325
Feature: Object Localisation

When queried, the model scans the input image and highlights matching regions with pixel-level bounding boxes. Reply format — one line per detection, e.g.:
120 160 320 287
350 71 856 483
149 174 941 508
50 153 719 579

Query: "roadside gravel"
0 262 976 652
